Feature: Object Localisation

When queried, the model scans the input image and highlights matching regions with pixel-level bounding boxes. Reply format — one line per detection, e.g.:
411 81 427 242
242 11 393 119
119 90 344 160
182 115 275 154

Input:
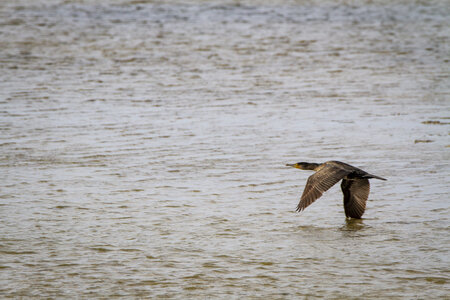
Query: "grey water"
0 0 449 298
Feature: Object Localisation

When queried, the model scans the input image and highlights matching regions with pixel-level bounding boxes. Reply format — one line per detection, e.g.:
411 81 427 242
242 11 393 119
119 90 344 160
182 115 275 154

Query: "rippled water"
1 0 449 298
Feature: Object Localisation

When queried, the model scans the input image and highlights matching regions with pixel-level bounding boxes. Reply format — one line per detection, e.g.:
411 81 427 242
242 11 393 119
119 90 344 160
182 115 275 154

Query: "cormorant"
286 161 386 219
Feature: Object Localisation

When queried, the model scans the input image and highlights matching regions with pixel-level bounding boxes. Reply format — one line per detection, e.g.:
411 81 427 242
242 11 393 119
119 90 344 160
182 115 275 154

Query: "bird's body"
286 161 386 219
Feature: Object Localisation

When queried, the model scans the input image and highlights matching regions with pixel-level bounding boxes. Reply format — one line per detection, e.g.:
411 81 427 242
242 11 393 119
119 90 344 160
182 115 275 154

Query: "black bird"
286 161 386 219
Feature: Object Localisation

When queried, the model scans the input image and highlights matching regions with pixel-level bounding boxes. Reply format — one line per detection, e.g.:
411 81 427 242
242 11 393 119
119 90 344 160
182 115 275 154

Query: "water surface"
0 0 449 298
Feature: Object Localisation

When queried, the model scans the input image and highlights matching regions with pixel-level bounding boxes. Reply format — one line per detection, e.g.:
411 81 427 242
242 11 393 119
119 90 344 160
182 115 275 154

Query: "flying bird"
286 161 386 218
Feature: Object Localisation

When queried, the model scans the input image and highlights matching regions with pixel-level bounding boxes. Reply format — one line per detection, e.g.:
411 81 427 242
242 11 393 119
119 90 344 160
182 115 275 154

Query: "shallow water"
0 0 449 298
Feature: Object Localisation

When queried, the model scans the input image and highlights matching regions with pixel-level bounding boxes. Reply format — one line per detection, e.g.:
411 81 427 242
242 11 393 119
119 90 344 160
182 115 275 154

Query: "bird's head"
286 162 319 170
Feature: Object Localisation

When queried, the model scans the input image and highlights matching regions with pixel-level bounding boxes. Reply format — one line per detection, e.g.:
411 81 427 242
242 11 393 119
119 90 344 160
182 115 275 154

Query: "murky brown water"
1 0 449 298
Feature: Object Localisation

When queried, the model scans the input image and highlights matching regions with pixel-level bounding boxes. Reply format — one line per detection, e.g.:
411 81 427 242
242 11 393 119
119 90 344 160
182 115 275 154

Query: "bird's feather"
341 178 370 219
296 164 350 212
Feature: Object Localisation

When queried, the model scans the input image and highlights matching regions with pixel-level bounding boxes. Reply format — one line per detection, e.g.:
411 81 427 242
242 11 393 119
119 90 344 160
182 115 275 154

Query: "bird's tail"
365 174 387 181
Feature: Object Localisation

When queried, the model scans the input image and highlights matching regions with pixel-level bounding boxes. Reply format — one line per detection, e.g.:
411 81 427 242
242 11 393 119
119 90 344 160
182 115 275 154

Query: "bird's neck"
305 163 321 171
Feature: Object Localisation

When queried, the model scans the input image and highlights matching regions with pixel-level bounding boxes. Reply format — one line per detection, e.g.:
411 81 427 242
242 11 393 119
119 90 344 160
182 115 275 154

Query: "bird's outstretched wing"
341 178 370 219
296 165 350 212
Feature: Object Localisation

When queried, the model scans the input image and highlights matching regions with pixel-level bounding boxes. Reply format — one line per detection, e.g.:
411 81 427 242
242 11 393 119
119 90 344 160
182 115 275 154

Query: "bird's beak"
286 163 296 168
